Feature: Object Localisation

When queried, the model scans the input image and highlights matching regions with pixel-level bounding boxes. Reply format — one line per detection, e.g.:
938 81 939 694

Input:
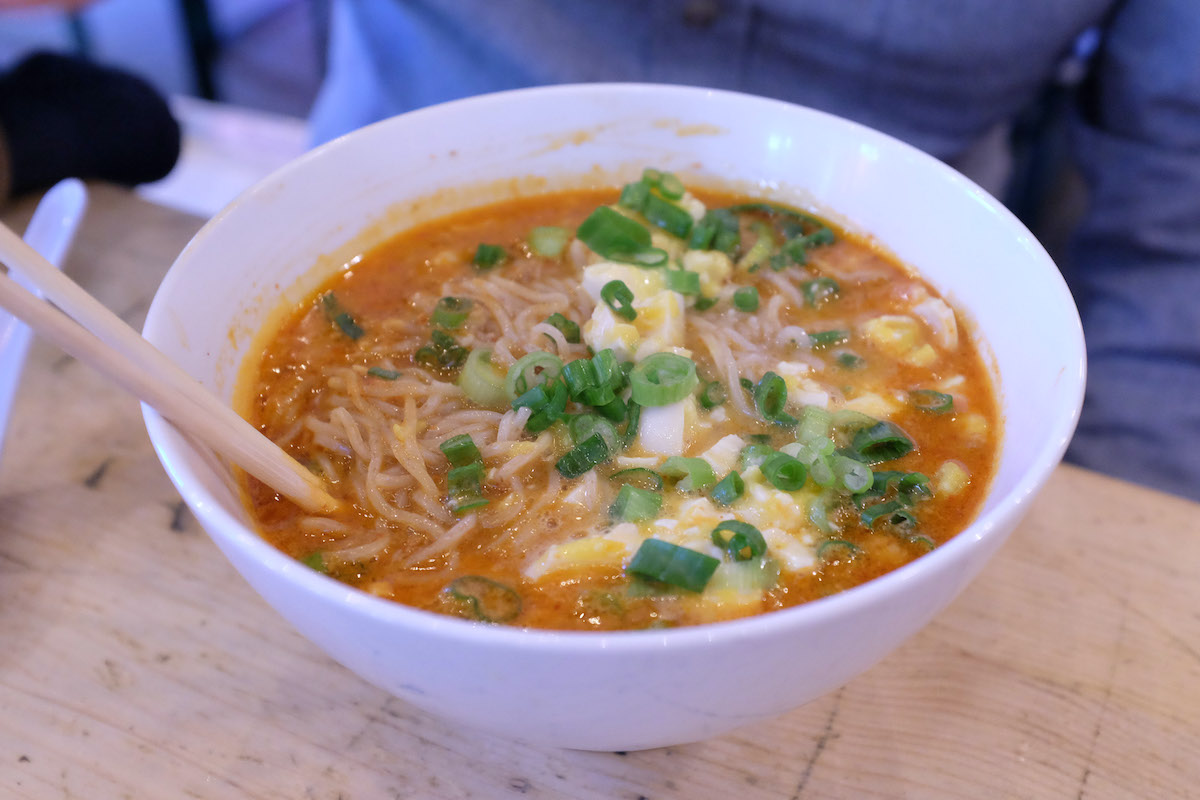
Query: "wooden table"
2 186 1198 799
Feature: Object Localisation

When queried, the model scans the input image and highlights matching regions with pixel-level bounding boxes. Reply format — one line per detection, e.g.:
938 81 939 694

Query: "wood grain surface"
1 186 1197 799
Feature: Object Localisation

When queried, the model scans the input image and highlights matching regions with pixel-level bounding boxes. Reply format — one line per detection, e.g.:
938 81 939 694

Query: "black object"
0 51 181 199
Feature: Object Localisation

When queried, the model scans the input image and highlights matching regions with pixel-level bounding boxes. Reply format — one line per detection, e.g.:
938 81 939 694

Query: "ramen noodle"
239 171 1000 631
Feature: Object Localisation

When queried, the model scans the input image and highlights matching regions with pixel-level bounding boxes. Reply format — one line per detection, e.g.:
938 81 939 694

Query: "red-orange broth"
239 181 999 631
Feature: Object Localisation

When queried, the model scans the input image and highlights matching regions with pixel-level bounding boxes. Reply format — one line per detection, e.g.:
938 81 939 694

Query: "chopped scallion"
505 351 563 399
656 171 686 200
643 193 693 239
809 329 850 350
555 433 610 478
432 296 473 329
527 226 570 258
446 575 521 623
415 330 468 374
472 243 507 269
816 539 860 562
609 484 663 522
627 538 719 593
447 462 488 514
698 380 726 409
754 371 798 426
664 269 701 295
711 520 767 562
761 451 808 491
709 471 745 506
733 286 760 312
544 312 581 344
457 348 508 409
851 421 915 464
320 292 364 340
802 277 841 307
659 456 717 492
568 413 619 451
576 206 666 266
366 366 401 380
609 467 663 491
300 552 326 573
909 389 954 414
629 352 698 407
440 434 482 467
601 279 637 321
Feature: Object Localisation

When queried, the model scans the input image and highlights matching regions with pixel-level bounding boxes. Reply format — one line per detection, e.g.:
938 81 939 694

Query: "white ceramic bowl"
143 84 1085 751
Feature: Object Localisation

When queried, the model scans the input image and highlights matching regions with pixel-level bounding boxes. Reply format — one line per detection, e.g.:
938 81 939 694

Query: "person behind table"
309 0 1200 503
0 1 179 204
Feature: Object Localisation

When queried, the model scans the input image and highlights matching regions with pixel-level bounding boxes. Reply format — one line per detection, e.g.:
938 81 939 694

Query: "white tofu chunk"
636 399 687 456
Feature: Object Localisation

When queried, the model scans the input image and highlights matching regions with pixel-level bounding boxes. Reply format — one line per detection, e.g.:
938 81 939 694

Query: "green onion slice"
836 352 865 369
809 495 839 535
699 380 726 409
568 413 620 451
320 292 364 340
609 467 664 491
415 330 468 374
802 277 841 307
457 348 509 409
761 451 808 491
576 206 667 266
505 351 563 399
739 443 776 471
910 534 937 551
300 552 327 573
657 171 686 200
809 330 850 350
709 470 745 506
440 433 482 467
446 576 521 623
851 421 915 464
601 279 637 321
798 405 833 442
733 286 760 312
664 269 701 295
816 539 860 562
909 389 954 414
832 454 873 493
528 226 570 258
737 220 776 272
643 193 693 239
432 296 473 329
711 520 767 562
513 380 569 433
544 312 581 344
472 243 507 269
610 484 663 522
555 433 611 479
627 538 719 593
754 372 798 426
619 180 650 212
629 353 698 406
693 295 718 311
366 366 401 380
447 462 488 514
860 499 905 527
659 456 717 492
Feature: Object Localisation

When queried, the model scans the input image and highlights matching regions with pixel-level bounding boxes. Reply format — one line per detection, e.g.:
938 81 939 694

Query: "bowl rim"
145 81 1087 652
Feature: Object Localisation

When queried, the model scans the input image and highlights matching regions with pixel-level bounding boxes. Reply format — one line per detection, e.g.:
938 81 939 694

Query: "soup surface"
240 173 1000 631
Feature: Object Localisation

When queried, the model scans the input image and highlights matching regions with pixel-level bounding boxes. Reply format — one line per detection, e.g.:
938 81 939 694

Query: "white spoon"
0 178 87 455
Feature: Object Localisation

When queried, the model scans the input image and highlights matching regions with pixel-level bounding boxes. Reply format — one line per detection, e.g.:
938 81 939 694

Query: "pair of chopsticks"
0 218 339 514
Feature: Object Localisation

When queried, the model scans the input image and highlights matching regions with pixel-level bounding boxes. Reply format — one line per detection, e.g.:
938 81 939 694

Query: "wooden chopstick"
0 223 339 514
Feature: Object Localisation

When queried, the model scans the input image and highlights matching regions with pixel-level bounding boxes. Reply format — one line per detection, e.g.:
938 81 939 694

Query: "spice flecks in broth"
241 172 999 631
